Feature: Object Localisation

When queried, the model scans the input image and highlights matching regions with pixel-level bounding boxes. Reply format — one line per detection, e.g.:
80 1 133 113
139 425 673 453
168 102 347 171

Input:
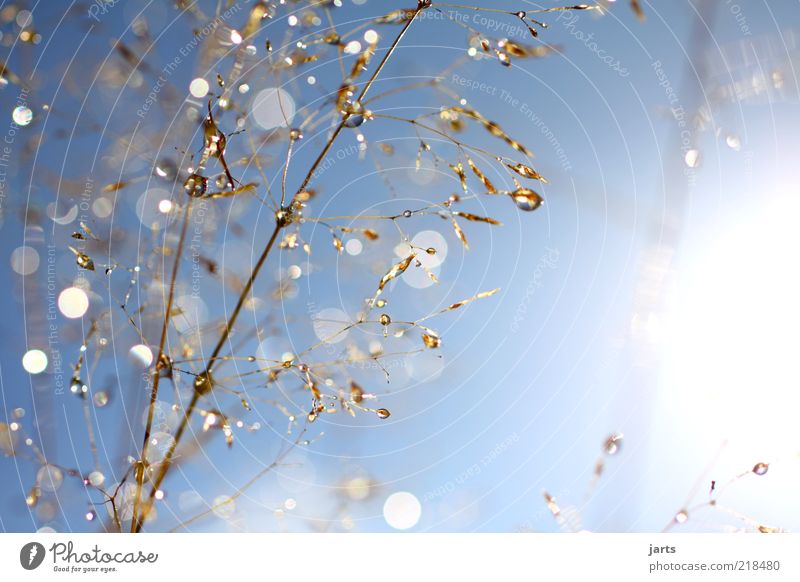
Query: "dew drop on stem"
193 372 213 395
343 101 366 128
603 433 623 455
512 188 544 212
422 333 441 349
184 173 208 197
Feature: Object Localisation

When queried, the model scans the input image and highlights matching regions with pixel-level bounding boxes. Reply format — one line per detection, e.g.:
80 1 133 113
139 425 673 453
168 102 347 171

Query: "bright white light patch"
251 88 295 130
22 349 48 374
312 308 351 344
129 344 154 368
58 287 89 319
136 188 171 230
383 491 421 530
398 230 447 289
345 238 363 256
12 106 32 126
189 78 209 98
344 40 361 55
10 245 39 276
662 195 800 458
684 148 701 168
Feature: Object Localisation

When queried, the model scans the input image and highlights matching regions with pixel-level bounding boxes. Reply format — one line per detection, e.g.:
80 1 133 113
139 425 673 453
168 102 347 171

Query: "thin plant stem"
133 3 427 532
133 223 283 531
130 196 194 531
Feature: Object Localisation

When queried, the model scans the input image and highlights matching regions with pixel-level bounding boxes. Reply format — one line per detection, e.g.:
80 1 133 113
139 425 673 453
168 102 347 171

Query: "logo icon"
20 542 46 570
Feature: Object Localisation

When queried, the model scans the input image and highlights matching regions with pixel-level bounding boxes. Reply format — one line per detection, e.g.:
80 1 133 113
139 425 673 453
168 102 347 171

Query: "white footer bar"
1 533 797 581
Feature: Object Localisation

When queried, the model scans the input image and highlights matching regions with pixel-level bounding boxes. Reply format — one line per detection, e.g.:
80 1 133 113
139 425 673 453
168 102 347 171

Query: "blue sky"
1 0 799 533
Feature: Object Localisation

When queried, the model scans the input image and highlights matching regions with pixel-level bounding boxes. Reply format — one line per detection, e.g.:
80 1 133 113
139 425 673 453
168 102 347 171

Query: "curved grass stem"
130 197 194 532
132 4 426 532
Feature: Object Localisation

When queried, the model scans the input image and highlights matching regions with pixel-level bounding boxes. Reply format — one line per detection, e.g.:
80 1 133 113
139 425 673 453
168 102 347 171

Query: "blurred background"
0 0 799 533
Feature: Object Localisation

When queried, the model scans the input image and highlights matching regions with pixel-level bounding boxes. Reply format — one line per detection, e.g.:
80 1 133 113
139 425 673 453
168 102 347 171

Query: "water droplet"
128 344 153 368
752 462 769 476
12 106 32 126
37 465 64 492
379 313 391 326
58 286 89 319
684 149 701 168
26 487 40 507
184 173 208 197
512 188 543 212
402 210 412 218
189 77 209 98
726 134 741 151
70 248 95 271
603 433 623 455
155 159 178 181
22 349 48 374
422 333 441 349
343 101 366 128
87 470 105 487
289 128 303 140
674 509 689 524
93 391 109 408
383 491 421 530
85 509 96 521
376 408 391 419
345 112 364 128
275 208 293 227
10 245 39 275
203 410 221 430
194 371 213 395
